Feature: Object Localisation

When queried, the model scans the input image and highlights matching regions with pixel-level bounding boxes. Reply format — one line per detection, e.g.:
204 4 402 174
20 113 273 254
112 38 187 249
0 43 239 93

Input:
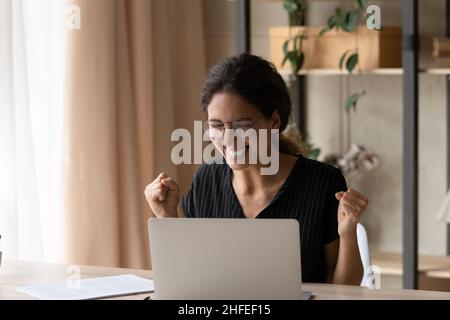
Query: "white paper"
16 274 154 300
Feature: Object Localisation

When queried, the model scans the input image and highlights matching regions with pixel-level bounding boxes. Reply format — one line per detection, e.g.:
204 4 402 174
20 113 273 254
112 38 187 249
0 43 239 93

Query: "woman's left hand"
335 188 369 239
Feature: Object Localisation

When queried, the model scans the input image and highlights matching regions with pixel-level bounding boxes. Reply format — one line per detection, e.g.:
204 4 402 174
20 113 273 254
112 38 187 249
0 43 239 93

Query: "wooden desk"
1 260 450 300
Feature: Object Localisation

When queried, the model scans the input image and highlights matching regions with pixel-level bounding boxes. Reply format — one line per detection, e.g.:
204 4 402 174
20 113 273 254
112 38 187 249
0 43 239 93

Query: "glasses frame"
203 116 265 140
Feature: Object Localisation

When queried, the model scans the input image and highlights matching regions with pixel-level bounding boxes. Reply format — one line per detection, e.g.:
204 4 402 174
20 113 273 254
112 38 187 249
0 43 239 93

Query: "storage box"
269 26 402 71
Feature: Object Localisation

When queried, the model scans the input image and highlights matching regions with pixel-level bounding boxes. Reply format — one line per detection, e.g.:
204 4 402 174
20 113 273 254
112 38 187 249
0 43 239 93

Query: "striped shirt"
181 155 347 283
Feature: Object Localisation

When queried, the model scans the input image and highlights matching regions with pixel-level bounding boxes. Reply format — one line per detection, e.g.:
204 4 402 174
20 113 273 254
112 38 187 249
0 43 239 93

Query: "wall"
202 0 448 255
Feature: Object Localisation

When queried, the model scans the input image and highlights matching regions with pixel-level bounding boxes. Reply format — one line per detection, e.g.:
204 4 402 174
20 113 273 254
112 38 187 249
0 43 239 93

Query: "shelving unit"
402 0 419 290
289 68 450 75
235 0 450 290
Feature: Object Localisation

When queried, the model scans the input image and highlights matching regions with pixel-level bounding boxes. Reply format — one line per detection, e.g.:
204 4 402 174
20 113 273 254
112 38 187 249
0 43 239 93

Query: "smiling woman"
145 53 368 285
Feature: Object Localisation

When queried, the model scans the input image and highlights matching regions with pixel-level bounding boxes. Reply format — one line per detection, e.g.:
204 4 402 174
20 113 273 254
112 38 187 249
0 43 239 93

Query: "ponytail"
279 132 305 157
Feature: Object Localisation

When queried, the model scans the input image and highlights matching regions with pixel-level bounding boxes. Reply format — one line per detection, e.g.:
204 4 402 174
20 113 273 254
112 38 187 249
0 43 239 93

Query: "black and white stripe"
181 155 347 283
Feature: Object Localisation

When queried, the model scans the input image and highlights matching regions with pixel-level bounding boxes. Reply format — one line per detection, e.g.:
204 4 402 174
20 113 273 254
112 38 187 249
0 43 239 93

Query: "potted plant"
280 0 321 160
269 1 401 74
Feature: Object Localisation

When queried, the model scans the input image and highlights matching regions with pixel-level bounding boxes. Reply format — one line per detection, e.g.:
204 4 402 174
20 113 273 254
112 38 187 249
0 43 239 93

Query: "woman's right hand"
144 173 179 218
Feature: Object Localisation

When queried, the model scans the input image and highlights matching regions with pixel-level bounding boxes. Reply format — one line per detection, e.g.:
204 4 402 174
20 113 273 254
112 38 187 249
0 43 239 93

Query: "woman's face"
206 92 280 171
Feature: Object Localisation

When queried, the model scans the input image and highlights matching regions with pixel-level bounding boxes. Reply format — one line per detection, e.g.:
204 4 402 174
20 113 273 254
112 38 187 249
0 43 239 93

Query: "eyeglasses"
203 116 265 140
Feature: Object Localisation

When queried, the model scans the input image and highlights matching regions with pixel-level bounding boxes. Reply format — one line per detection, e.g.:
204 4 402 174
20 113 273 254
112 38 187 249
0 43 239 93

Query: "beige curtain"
63 0 205 269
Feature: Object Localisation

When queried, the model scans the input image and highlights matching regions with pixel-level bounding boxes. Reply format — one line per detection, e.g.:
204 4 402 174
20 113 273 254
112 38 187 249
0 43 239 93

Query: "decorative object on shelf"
320 0 368 35
319 0 370 111
317 1 381 179
270 26 401 70
270 0 401 100
283 0 307 26
282 30 307 74
316 1 381 178
281 0 308 74
324 143 379 179
276 0 387 165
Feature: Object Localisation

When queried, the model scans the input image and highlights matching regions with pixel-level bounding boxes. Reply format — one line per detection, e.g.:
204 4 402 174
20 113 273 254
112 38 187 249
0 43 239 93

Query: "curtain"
0 0 66 262
63 0 206 269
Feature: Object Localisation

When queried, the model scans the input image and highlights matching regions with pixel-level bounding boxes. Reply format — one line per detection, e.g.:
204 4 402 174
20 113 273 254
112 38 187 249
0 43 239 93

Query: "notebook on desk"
16 274 154 300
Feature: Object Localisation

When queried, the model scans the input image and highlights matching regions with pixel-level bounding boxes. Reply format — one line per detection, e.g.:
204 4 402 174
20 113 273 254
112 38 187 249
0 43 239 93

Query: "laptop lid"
148 218 302 300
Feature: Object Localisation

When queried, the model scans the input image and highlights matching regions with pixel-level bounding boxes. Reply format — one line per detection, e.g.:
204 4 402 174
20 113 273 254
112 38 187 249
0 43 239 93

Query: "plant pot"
268 26 402 70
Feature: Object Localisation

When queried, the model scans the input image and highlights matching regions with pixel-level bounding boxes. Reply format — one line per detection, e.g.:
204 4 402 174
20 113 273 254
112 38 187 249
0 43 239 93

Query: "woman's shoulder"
293 155 347 197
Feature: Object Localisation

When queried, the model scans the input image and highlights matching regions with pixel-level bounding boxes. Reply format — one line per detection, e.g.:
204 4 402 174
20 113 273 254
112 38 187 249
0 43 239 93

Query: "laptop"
148 218 310 300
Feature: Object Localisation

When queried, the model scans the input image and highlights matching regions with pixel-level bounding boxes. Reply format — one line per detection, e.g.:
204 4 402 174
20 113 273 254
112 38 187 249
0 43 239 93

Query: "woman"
145 53 368 285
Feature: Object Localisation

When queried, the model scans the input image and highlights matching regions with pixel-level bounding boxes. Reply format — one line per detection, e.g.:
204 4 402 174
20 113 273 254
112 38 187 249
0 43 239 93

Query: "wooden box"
268 26 402 71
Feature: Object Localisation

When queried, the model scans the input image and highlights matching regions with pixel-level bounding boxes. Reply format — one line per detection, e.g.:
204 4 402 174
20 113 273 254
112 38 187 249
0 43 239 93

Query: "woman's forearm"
331 234 364 285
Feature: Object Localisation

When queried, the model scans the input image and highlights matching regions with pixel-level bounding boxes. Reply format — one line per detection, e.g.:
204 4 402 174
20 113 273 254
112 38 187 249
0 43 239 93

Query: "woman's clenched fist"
144 172 180 218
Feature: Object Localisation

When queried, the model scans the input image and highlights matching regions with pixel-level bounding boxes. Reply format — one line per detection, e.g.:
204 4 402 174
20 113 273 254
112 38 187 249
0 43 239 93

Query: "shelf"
422 68 450 75
278 68 450 76
300 68 403 75
372 252 450 278
278 68 402 77
372 252 450 291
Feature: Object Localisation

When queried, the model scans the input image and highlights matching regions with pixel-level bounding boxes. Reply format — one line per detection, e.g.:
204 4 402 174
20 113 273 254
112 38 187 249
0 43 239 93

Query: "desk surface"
1 260 450 300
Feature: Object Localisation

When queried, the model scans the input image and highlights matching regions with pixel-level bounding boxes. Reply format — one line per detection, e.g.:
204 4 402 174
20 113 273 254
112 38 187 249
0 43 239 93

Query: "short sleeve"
321 168 347 245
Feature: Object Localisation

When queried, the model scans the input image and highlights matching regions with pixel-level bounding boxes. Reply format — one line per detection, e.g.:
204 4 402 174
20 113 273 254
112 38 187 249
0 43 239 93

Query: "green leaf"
282 54 289 67
335 8 346 30
283 40 289 56
345 91 366 112
287 52 298 73
294 35 300 51
319 25 331 36
282 50 294 68
283 0 298 14
339 51 351 70
296 0 308 12
328 15 338 29
346 52 359 74
344 10 358 32
297 51 305 71
293 33 306 50
308 148 321 160
320 15 338 36
357 0 368 9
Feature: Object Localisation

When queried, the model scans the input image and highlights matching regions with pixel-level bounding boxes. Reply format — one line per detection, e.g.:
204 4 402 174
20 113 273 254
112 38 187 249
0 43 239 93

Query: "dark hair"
200 53 304 156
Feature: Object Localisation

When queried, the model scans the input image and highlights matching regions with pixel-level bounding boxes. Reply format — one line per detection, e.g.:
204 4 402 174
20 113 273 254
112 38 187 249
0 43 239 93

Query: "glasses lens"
233 120 254 131
205 121 224 140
